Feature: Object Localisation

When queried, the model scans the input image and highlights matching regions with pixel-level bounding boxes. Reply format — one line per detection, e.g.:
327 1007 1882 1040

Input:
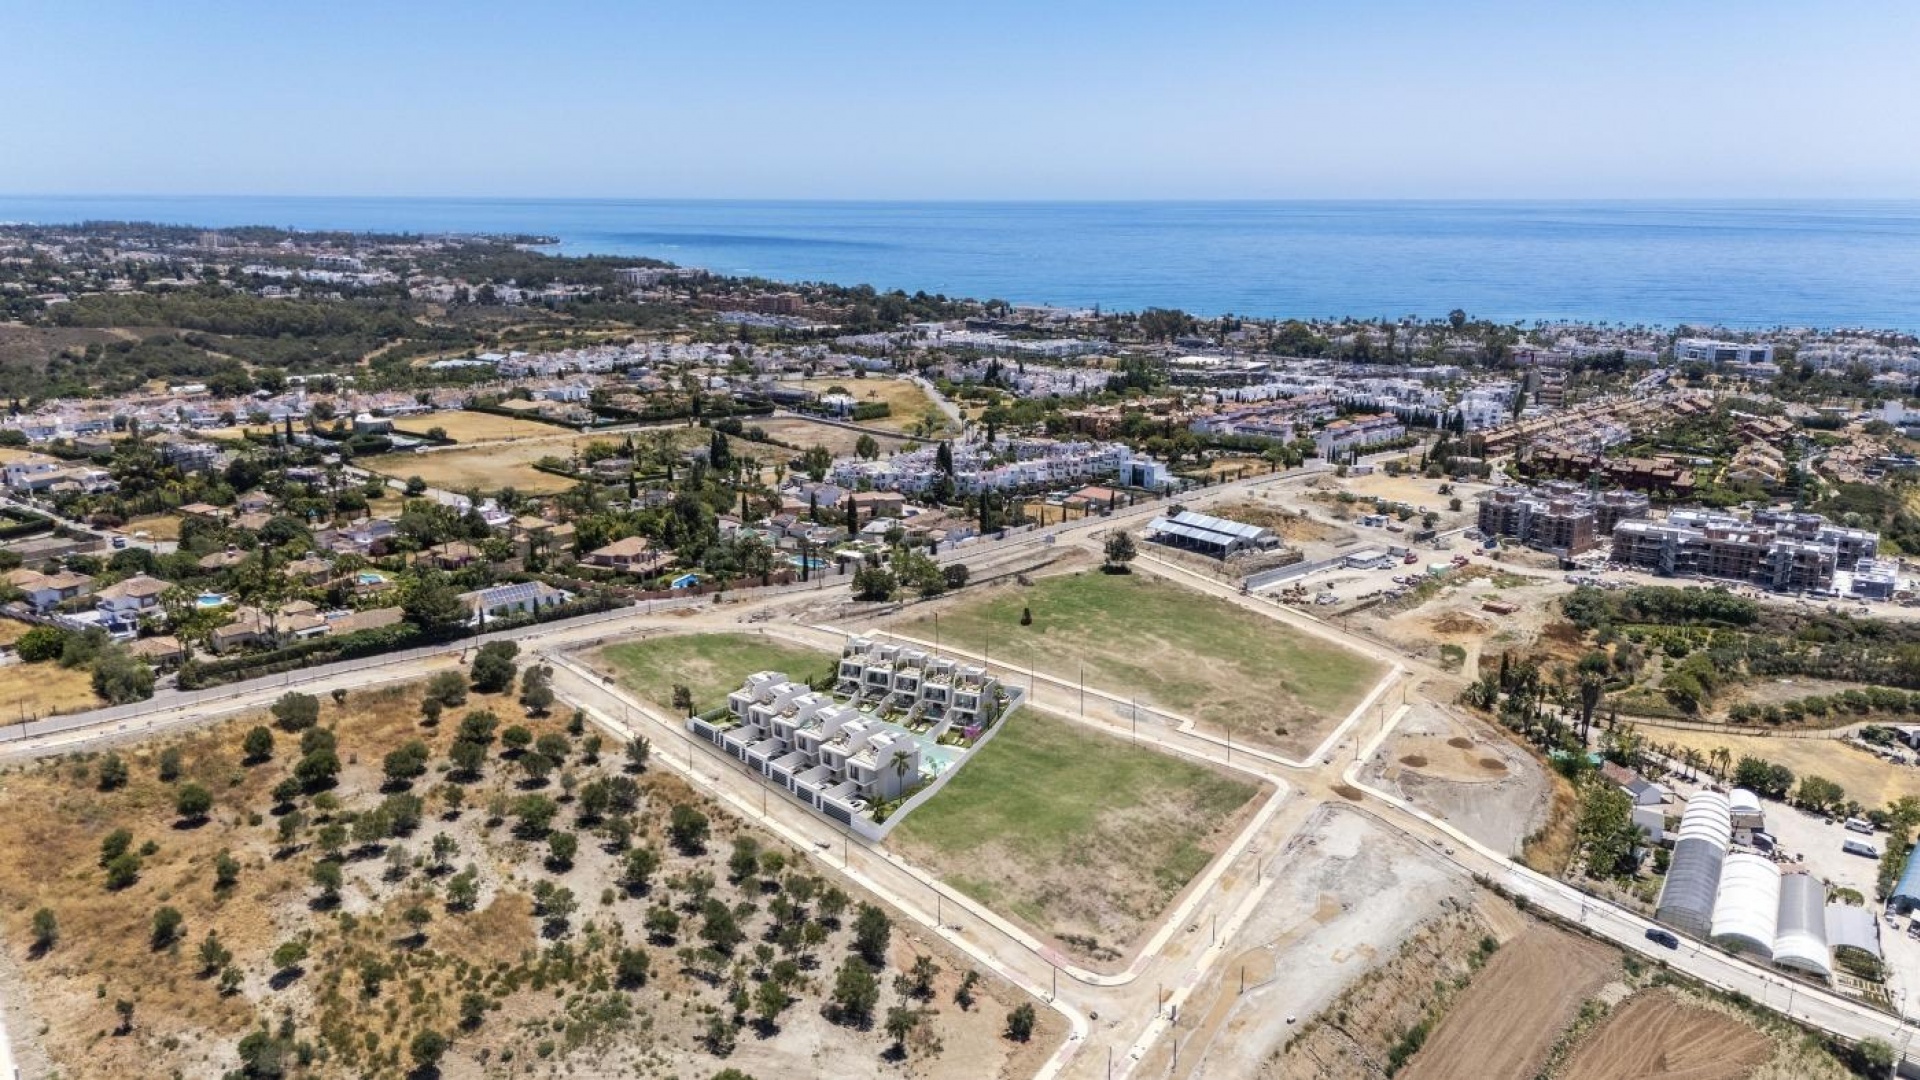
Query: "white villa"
687 637 1010 834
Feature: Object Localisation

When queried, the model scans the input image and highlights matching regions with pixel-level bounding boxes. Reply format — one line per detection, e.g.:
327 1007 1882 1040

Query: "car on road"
1645 927 1680 949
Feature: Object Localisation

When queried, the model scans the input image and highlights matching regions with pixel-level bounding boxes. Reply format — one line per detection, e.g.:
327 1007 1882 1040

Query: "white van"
1845 817 1874 835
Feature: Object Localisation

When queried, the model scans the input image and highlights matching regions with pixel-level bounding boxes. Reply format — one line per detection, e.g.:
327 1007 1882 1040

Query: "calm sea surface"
5 196 1920 330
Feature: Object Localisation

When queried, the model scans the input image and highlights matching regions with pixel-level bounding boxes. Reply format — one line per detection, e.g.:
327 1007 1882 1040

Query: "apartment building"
1314 413 1406 456
1612 509 1876 593
687 638 1006 830
1477 483 1650 556
1674 338 1775 366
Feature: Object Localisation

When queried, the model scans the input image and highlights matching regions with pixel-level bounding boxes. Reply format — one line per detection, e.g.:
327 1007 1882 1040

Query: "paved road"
2 460 1913 1076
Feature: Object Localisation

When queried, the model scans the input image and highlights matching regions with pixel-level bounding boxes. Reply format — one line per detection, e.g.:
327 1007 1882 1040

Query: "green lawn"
892 709 1260 962
896 569 1383 753
593 633 834 714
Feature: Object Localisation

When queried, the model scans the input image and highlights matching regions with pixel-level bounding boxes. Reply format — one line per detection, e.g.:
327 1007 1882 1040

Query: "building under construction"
1612 508 1877 593
1476 483 1650 557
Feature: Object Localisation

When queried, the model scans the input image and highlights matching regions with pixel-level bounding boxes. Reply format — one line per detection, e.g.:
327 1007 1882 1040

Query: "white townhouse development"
687 637 1018 838
829 436 1172 495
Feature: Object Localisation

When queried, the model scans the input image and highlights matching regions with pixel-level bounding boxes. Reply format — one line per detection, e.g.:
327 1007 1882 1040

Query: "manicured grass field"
896 569 1384 753
892 709 1260 961
592 632 834 713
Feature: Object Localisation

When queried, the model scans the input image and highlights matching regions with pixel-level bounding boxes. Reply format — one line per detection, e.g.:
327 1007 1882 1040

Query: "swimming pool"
195 592 230 609
670 573 701 589
921 745 960 776
356 570 388 586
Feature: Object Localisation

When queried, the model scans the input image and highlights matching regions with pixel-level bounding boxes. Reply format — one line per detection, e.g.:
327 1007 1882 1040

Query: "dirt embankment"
1558 990 1772 1080
1264 899 1495 1080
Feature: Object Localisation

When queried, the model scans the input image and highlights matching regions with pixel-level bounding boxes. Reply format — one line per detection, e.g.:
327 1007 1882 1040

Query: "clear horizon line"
5 191 1920 206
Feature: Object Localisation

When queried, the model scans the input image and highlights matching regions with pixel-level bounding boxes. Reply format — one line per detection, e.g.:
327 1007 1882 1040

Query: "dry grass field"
753 416 906 458
0 673 1052 1079
890 709 1261 966
363 427 750 494
390 410 563 443
1399 923 1616 1080
119 513 184 541
893 569 1385 756
1559 990 1772 1080
798 377 950 435
361 435 611 494
1657 726 1916 807
0 660 102 720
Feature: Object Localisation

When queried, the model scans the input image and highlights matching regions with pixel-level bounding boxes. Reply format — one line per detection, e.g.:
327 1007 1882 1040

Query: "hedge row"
176 622 429 690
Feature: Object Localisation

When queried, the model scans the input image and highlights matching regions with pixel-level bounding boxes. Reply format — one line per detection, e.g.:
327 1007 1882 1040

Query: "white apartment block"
1674 338 1774 365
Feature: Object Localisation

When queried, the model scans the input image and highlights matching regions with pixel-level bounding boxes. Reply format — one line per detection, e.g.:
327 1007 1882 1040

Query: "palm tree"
890 750 914 797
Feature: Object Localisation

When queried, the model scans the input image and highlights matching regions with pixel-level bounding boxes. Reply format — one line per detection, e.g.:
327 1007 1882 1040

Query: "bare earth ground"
1399 922 1617 1080
1205 496 1358 559
0 659 101 720
1148 806 1471 1080
1336 472 1486 521
0 680 1055 1079
754 416 906 458
1559 990 1772 1080
1364 702 1551 857
390 410 563 443
1257 895 1499 1080
1655 726 1917 806
1370 570 1574 680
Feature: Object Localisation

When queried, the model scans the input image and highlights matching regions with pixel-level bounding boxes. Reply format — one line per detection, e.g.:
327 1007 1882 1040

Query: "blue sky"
6 0 1918 199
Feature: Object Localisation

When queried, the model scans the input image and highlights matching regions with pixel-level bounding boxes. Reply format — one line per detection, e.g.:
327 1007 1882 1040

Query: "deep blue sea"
5 195 1920 330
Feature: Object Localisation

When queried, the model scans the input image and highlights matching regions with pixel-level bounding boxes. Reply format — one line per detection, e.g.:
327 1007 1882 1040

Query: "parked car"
1843 839 1880 859
1645 928 1680 949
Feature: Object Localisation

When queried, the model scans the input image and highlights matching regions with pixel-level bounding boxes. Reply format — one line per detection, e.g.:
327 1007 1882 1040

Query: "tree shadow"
268 966 305 991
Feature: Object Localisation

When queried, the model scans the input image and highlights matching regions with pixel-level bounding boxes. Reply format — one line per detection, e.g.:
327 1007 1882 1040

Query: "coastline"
6 196 1920 330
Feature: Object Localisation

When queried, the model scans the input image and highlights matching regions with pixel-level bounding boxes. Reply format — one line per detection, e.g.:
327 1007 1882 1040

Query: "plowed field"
1560 991 1771 1080
1400 924 1615 1080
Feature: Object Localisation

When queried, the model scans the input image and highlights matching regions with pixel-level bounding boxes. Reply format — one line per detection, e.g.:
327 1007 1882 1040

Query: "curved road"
0 462 1912 1076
